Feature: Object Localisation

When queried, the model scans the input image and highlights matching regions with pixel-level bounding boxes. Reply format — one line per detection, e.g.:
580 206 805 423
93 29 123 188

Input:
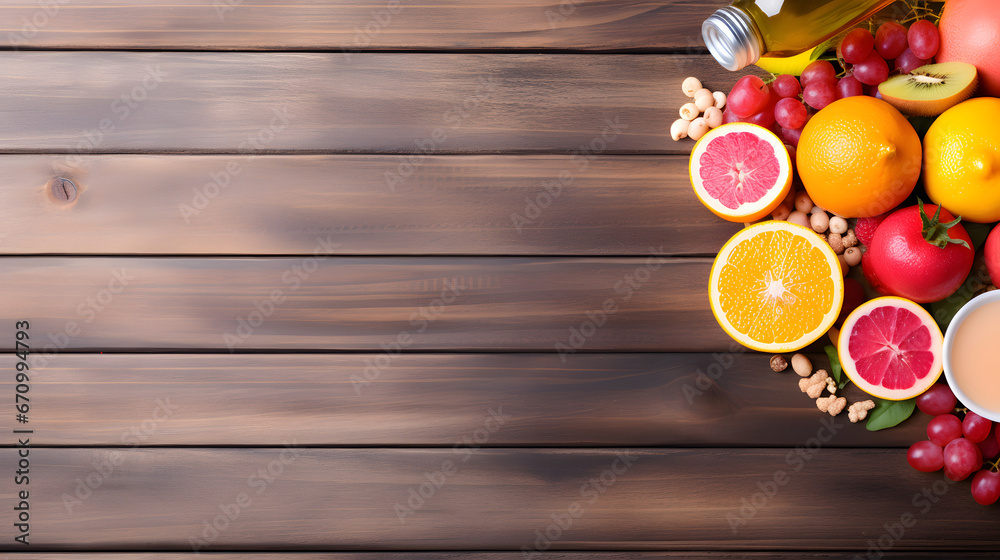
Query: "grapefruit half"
690 122 792 222
839 297 944 401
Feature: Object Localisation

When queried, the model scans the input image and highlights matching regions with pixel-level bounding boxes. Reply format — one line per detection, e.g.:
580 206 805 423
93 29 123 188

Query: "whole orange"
937 0 1000 97
796 97 921 218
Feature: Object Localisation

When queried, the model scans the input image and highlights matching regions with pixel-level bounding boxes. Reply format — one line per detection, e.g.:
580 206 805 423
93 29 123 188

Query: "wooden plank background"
1 0 990 556
0 53 760 155
2 556 998 560
0 0 705 50
0 556 996 560
0 155 737 256
3 448 997 550
0 353 928 446
0 257 725 352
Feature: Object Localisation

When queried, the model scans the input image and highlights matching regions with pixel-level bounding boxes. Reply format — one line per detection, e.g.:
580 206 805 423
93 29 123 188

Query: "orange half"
709 221 844 352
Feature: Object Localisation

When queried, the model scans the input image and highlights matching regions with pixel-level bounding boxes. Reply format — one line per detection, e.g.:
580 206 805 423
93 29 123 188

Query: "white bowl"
943 290 1000 422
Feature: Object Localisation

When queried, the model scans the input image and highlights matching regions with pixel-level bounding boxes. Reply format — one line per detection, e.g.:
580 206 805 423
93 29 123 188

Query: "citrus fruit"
689 123 792 223
937 0 1000 97
796 96 921 218
924 98 1000 223
709 221 844 352
839 296 944 401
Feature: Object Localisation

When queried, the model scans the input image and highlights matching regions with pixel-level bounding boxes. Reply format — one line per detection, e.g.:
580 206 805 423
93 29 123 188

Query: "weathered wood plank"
0 257 727 352
0 0 719 51
0 555 992 560
0 353 927 446
0 448 993 550
0 53 756 154
0 154 737 256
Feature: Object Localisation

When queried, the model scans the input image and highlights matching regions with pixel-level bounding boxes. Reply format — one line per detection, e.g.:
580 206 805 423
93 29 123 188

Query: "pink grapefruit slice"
839 296 944 401
689 122 792 222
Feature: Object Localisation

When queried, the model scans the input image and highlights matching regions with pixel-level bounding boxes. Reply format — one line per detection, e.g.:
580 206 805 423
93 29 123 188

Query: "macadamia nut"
682 77 702 97
670 119 690 141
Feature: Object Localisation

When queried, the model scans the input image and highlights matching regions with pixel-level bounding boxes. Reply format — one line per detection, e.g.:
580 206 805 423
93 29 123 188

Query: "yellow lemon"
924 97 1000 223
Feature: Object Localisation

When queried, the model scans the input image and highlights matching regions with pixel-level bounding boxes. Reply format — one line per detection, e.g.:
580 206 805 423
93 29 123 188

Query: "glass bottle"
703 0 898 71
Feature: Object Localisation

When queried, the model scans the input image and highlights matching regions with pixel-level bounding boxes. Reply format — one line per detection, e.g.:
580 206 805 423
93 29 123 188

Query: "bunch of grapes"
723 73 811 149
907 384 1000 505
722 18 942 151
839 19 941 89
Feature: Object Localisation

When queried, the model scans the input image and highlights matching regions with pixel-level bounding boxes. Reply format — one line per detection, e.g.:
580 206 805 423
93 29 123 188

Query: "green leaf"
931 288 973 331
866 398 916 431
965 222 992 251
917 198 970 250
824 345 847 389
930 261 988 331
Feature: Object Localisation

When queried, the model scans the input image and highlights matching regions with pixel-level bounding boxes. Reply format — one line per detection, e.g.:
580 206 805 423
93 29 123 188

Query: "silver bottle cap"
702 7 764 71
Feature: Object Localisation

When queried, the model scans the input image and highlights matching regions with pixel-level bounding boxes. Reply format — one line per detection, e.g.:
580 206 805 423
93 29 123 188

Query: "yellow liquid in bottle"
734 0 897 57
950 300 1000 415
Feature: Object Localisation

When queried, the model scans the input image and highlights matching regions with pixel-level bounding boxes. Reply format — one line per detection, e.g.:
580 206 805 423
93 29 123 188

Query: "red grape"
728 75 771 117
908 19 940 60
837 74 864 98
895 48 931 74
944 437 982 481
964 411 993 443
928 413 963 446
853 51 889 85
780 126 803 147
742 110 776 128
800 60 836 88
802 79 837 110
977 425 1000 460
774 98 808 129
764 90 779 112
740 91 778 127
971 470 1000 505
917 384 957 416
875 21 908 59
771 74 802 98
907 440 944 472
841 28 876 64
722 108 740 124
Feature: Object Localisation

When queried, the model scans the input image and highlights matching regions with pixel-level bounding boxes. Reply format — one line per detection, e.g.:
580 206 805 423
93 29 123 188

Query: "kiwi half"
878 62 979 117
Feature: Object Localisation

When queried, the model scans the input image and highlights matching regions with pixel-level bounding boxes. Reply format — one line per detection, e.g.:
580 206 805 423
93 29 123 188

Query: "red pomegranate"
863 202 974 303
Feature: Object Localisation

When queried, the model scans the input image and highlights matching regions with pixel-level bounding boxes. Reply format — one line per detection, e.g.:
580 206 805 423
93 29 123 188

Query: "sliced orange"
690 122 793 223
709 221 844 352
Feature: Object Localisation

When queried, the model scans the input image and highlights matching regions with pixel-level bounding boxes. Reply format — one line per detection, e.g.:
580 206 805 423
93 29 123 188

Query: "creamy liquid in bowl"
950 299 1000 414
